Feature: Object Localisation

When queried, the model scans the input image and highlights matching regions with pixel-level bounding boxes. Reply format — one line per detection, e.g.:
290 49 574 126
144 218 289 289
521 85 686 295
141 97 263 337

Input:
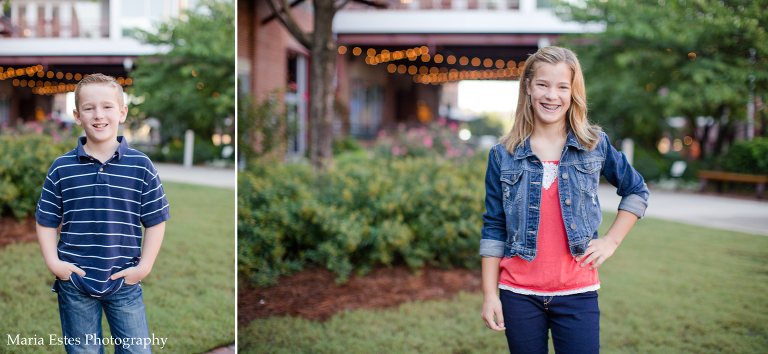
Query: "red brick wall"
238 1 313 101
236 1 254 71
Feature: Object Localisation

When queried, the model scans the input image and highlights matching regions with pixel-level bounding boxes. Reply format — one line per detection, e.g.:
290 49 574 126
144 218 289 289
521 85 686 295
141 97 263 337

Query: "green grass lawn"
0 182 235 354
239 213 768 353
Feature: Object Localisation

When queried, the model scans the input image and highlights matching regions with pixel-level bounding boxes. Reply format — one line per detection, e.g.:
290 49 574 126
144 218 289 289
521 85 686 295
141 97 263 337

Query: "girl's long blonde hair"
499 46 600 153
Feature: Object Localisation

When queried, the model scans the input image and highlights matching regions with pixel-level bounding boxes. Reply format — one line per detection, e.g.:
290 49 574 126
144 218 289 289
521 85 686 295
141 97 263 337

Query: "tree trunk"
713 106 732 157
308 0 337 171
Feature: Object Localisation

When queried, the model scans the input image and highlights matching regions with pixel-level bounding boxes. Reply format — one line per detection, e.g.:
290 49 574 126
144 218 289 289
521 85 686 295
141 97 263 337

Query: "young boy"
36 73 169 353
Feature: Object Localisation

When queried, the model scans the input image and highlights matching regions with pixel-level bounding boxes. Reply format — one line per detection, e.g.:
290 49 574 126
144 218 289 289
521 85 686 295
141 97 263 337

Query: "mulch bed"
0 215 38 249
3 216 480 325
238 265 482 326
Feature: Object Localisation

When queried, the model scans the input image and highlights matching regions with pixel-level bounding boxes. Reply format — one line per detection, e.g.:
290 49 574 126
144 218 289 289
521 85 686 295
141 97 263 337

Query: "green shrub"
237 91 296 165
632 146 670 182
717 137 768 175
0 134 73 219
238 153 488 287
140 136 220 165
332 135 362 155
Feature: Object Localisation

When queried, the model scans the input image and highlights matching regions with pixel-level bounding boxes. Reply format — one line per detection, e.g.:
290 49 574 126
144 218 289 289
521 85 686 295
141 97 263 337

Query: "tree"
559 0 768 159
264 0 381 170
128 0 235 145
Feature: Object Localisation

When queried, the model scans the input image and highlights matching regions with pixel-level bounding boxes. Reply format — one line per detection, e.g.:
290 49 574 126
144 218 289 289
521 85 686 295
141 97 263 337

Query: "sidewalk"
597 184 768 236
154 163 236 190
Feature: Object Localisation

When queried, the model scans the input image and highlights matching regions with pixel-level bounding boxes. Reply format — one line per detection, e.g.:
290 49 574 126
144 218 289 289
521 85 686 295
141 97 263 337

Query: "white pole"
622 138 634 166
747 49 756 141
183 129 194 168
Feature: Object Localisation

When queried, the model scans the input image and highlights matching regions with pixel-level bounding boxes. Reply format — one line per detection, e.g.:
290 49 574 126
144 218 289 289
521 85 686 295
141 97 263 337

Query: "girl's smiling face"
526 62 573 129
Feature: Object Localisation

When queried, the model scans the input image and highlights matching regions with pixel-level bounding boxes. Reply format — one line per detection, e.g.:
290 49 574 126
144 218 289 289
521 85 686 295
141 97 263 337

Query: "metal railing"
5 1 109 38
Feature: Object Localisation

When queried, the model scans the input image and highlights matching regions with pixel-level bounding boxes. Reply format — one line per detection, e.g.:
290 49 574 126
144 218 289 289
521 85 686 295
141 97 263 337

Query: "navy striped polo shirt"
35 136 170 298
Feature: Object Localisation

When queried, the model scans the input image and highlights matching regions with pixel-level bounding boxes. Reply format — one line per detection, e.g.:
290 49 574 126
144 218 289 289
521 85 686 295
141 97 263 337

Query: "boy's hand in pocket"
110 266 149 285
50 260 86 281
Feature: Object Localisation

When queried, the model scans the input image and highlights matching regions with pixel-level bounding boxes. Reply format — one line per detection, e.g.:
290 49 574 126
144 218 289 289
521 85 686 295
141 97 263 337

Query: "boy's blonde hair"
73 73 125 113
499 46 600 153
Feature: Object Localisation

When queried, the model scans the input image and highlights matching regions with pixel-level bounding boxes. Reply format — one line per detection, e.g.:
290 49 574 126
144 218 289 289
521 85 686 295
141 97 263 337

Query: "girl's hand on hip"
575 235 621 270
481 295 506 331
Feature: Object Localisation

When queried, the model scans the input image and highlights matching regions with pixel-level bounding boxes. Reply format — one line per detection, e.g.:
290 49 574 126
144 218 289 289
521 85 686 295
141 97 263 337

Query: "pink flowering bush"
371 119 477 160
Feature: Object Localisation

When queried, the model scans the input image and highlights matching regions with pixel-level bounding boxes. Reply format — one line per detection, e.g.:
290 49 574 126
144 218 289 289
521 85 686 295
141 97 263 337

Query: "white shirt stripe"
55 172 98 185
61 231 142 238
63 220 141 229
101 172 148 185
49 163 94 176
62 183 142 194
58 249 135 260
141 194 166 207
141 204 169 218
63 195 141 205
43 187 62 199
41 199 61 209
63 208 140 217
61 240 141 249
109 163 157 178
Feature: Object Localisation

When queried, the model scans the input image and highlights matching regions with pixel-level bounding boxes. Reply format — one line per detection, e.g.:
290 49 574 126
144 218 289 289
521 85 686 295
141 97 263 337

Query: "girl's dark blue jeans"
500 289 600 354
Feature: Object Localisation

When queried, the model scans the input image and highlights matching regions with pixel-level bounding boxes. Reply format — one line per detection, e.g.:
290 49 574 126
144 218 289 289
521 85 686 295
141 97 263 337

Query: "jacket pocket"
500 171 523 247
574 161 601 192
500 171 522 203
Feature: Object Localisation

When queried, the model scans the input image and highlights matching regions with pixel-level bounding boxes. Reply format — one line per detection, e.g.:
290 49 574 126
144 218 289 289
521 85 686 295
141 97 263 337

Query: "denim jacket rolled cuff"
618 192 649 219
479 239 506 258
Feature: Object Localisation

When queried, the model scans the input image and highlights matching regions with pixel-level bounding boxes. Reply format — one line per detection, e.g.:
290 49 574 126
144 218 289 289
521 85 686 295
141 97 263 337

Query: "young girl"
479 46 649 353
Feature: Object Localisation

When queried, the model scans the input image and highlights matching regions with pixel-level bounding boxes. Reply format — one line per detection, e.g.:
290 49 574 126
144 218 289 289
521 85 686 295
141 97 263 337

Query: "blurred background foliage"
237 90 296 167
237 0 768 288
0 123 77 219
128 0 235 146
558 0 768 179
238 121 489 287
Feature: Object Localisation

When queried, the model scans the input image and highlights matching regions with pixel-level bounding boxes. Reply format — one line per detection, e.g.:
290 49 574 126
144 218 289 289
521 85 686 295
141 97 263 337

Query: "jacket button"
575 246 584 253
99 167 103 172
565 199 571 206
562 173 569 180
570 223 576 230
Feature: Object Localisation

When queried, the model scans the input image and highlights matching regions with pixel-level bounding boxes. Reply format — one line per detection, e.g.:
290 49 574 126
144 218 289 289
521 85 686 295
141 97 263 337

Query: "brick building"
237 0 312 157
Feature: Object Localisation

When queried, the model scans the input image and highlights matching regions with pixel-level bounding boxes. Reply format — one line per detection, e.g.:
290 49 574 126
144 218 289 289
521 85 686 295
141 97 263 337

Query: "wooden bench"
697 170 768 199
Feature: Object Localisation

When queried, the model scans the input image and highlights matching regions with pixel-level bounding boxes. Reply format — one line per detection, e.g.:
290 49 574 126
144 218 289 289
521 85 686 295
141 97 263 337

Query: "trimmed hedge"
238 153 488 287
718 137 768 176
0 134 73 219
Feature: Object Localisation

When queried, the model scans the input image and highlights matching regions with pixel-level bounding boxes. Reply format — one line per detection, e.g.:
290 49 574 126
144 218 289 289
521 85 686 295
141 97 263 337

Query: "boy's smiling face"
73 83 127 146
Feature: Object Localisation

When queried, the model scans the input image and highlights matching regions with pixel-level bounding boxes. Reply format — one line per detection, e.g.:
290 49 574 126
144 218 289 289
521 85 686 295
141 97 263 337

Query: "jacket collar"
512 129 586 160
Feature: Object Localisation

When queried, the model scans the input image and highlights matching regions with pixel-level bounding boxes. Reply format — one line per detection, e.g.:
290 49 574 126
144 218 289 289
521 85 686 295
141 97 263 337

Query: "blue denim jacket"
479 130 649 261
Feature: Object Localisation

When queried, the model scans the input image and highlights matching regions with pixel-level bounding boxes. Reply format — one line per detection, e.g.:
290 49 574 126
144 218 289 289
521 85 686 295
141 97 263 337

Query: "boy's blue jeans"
500 289 600 354
56 279 152 354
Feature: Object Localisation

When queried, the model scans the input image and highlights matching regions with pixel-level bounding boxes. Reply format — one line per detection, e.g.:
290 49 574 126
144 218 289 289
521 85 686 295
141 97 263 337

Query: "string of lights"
337 45 528 84
413 68 522 85
0 65 133 95
338 45 527 70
